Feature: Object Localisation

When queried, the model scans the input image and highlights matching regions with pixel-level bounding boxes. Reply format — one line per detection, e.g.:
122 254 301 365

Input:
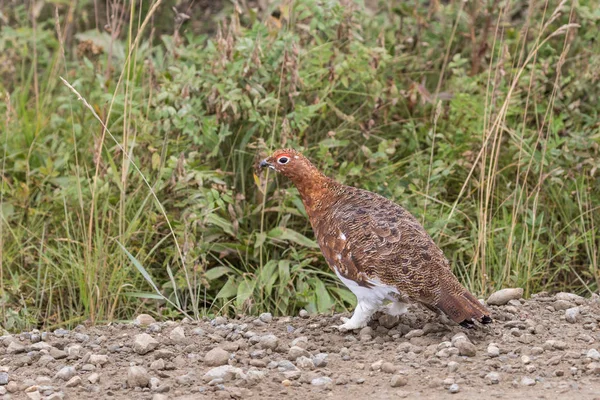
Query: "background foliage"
1 0 599 332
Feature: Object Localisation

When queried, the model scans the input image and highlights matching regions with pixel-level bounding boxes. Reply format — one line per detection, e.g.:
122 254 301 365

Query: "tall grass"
0 0 599 332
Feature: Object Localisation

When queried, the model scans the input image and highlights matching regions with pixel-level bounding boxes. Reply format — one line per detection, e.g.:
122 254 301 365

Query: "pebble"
449 383 460 393
311 377 332 386
259 313 273 323
89 354 109 366
7 341 25 354
49 348 67 359
133 333 159 354
405 329 424 339
88 373 100 384
390 375 407 387
0 372 8 385
204 347 230 366
587 362 600 375
202 365 243 382
587 349 600 361
313 353 328 368
553 300 574 311
454 339 477 357
487 288 523 305
6 381 18 393
288 346 310 360
565 307 580 323
258 334 279 350
485 372 500 384
55 366 76 381
487 344 500 357
296 356 315 369
447 361 459 372
381 362 397 374
65 376 81 387
299 309 309 318
127 366 150 388
521 376 536 386
169 326 186 343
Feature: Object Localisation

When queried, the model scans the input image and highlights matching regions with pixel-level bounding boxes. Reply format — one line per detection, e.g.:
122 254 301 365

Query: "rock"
65 376 81 387
149 377 161 390
46 393 64 400
0 372 8 385
258 334 279 350
587 362 600 375
390 375 407 387
299 310 309 318
288 346 310 360
127 366 150 388
447 361 459 372
311 377 332 386
134 314 156 326
133 333 159 355
204 347 230 367
49 348 67 360
73 333 89 342
553 300 573 310
88 373 100 384
202 365 243 382
169 327 186 344
192 327 205 336
55 366 76 381
7 341 25 354
259 313 273 323
312 353 328 368
381 362 397 374
150 359 165 370
26 391 42 400
449 383 460 393
485 372 500 384
586 349 600 361
521 376 536 386
487 345 500 357
89 354 109 366
296 356 315 370
455 340 477 357
6 381 18 393
487 288 523 305
378 314 400 329
405 329 424 339
565 307 580 323
555 292 583 302
291 336 309 348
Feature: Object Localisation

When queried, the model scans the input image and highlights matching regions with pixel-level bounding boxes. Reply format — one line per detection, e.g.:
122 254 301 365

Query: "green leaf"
204 266 232 281
330 287 357 307
268 227 318 248
216 277 238 299
236 279 256 309
313 279 334 313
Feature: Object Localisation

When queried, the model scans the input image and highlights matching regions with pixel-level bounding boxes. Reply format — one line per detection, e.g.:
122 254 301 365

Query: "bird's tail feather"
436 289 492 328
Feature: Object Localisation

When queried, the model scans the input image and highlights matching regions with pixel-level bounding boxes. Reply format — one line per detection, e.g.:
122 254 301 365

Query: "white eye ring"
277 156 289 165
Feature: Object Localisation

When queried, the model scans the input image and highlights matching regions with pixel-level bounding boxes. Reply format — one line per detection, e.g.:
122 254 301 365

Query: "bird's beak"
259 159 272 170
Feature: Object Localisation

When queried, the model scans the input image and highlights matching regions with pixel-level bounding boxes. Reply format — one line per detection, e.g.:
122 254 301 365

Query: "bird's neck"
290 171 338 218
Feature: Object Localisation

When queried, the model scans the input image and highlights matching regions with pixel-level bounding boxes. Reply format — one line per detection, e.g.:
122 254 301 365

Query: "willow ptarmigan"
259 148 492 331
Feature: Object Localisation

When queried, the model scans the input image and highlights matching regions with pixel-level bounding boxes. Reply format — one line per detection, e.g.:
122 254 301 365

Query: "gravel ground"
2 290 600 400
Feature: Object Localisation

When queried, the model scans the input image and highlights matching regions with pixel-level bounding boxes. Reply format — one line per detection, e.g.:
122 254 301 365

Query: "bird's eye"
277 156 289 165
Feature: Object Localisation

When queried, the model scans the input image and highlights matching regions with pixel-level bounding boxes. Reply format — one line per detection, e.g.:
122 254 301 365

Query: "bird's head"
258 148 314 181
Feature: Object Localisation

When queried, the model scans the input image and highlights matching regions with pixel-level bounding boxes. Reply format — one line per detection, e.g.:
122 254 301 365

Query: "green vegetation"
1 0 599 332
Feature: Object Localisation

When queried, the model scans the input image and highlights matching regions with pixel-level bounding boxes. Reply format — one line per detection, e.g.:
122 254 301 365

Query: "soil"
2 291 600 400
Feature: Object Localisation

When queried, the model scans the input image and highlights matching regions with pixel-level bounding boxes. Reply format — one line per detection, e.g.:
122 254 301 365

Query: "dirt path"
2 291 600 399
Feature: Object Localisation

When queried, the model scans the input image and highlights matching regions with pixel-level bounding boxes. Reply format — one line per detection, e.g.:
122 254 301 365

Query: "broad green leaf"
268 227 318 248
313 279 334 313
204 266 232 281
236 279 256 309
216 277 238 299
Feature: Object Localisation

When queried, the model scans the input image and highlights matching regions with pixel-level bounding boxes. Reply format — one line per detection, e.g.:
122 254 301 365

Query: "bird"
259 148 492 331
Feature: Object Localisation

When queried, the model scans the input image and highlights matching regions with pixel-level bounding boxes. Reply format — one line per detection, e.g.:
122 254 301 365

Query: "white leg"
335 299 379 332
381 301 408 316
